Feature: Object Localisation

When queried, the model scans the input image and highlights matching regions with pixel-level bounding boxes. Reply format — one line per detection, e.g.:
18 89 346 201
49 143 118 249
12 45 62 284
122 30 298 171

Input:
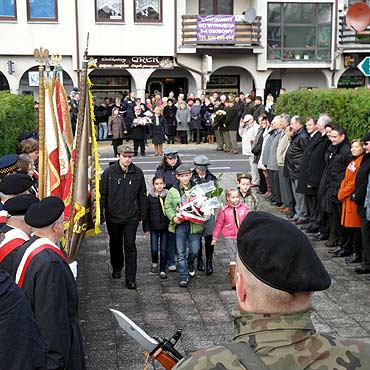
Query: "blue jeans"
150 230 168 272
175 223 201 279
167 232 176 268
98 122 108 140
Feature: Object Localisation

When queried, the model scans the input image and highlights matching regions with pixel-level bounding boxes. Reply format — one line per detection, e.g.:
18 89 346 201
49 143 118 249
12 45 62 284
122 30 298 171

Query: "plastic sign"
357 56 370 76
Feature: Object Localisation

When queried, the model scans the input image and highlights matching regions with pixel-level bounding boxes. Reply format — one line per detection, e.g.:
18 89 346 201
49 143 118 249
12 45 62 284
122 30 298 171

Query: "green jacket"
164 181 204 234
173 305 370 369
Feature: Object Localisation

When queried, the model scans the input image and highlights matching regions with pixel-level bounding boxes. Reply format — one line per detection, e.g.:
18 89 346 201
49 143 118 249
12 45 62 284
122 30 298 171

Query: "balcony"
181 15 261 51
339 15 370 49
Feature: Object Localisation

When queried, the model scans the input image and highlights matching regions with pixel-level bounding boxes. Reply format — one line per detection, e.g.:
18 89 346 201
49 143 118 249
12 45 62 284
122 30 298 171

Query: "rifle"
110 309 183 369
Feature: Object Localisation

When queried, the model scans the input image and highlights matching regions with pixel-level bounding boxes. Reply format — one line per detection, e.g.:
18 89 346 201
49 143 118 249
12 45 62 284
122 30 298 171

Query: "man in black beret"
0 194 39 275
13 196 86 370
0 153 19 180
173 212 370 369
0 270 47 370
0 173 34 227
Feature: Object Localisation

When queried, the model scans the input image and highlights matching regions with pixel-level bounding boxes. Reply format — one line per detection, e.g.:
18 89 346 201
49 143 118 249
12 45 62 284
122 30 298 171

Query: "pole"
34 47 49 199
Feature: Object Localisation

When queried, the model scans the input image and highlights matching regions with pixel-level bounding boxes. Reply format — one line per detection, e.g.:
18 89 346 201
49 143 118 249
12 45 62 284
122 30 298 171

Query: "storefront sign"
197 15 235 44
88 56 174 69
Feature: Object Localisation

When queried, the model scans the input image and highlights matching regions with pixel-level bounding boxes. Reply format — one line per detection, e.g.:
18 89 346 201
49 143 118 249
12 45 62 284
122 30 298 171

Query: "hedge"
274 88 370 139
0 92 37 156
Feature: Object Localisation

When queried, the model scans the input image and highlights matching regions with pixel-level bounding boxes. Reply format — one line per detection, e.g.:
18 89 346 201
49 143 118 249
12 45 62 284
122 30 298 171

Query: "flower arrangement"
132 116 151 126
212 110 227 129
176 181 222 224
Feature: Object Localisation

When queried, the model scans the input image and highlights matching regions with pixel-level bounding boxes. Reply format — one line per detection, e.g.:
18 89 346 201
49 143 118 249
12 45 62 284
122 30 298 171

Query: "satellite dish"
242 8 256 24
346 2 370 32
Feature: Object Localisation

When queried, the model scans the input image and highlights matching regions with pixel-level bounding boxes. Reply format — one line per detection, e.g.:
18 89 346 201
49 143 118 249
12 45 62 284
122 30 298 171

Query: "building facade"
0 0 369 101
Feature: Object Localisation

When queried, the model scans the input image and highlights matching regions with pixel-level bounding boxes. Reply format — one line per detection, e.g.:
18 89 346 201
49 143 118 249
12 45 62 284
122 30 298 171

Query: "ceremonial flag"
66 76 101 262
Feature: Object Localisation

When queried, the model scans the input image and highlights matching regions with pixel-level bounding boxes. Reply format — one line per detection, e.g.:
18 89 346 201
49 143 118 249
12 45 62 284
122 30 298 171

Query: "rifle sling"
224 342 269 370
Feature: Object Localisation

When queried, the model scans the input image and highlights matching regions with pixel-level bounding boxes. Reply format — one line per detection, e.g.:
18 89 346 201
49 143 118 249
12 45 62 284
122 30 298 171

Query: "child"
143 176 169 279
212 188 249 288
237 173 259 211
164 164 204 287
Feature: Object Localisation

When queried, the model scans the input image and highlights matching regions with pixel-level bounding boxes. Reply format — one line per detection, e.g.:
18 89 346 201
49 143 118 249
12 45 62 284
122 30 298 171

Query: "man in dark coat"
0 270 47 370
100 145 147 288
127 105 148 156
224 99 240 154
14 196 85 370
319 126 351 248
354 132 370 275
251 96 265 122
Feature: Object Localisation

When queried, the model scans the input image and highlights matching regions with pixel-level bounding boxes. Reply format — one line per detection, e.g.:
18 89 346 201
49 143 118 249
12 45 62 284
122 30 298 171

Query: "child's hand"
211 239 217 246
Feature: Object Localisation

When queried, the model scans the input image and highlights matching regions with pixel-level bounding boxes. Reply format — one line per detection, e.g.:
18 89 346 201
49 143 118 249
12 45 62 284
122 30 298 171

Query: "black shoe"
206 259 213 276
331 248 352 258
307 226 320 234
324 240 336 247
355 266 370 274
112 271 121 279
328 246 342 254
312 233 329 241
188 263 196 277
197 257 205 272
126 282 137 290
345 253 362 264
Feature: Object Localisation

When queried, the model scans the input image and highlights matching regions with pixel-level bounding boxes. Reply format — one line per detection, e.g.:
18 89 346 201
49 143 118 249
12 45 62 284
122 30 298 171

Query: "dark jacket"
100 161 147 223
242 101 254 117
354 152 370 218
224 105 239 131
143 189 169 232
150 115 166 144
251 126 265 164
95 104 111 123
252 104 266 122
191 170 217 185
296 131 321 194
285 126 310 180
163 105 178 136
155 159 182 190
319 140 352 209
127 112 147 140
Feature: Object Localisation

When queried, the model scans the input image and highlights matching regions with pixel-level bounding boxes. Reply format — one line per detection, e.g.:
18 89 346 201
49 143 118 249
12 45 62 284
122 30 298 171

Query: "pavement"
77 141 370 370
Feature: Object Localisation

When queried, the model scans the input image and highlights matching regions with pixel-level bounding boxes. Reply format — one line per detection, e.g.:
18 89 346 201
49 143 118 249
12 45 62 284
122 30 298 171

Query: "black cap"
0 174 33 195
361 132 370 142
237 212 331 293
25 196 65 228
0 154 19 175
17 131 39 142
3 194 39 216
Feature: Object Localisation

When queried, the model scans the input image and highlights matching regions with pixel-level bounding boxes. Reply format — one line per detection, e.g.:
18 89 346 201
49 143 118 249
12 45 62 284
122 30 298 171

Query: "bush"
274 88 370 139
0 92 37 155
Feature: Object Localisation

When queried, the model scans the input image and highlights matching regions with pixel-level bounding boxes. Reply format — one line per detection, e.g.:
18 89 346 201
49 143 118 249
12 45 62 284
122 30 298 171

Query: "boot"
229 262 236 289
197 256 205 272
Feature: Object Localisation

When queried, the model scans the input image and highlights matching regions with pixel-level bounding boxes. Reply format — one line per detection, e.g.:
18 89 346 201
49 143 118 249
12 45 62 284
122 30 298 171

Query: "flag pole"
34 47 49 200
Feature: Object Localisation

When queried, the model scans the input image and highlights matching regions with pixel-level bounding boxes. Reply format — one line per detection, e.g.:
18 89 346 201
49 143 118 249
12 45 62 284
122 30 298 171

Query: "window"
267 2 332 62
134 0 162 22
0 0 16 20
199 0 233 15
95 0 124 22
27 0 57 21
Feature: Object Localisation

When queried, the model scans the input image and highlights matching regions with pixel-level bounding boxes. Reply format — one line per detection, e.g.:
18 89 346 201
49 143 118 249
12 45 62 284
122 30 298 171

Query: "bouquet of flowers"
132 116 151 127
176 181 222 224
212 110 227 129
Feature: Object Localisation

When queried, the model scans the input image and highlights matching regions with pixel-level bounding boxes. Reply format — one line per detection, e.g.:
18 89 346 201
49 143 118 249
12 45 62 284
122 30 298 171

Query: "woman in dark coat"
150 107 166 156
108 106 128 156
190 98 202 144
128 105 148 156
163 99 177 144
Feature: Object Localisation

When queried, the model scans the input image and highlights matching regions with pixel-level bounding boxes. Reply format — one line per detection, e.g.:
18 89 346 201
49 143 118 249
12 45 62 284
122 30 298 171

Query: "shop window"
27 0 57 21
267 2 332 62
134 0 162 22
0 0 16 20
95 0 124 22
199 0 233 15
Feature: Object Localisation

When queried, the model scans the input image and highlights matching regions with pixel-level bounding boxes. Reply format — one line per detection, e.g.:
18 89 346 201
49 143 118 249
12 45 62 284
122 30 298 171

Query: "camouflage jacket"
173 305 370 370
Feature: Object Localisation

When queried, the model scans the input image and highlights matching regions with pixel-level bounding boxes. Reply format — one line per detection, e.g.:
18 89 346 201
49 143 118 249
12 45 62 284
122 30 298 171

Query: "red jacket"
338 154 363 228
213 202 249 240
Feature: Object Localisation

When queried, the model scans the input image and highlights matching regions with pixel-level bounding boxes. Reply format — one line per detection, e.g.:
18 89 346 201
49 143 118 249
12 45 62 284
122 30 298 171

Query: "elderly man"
100 144 147 288
14 196 85 370
173 212 370 369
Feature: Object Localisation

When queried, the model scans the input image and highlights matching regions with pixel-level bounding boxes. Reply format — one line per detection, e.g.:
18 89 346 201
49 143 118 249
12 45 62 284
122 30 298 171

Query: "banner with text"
197 15 235 44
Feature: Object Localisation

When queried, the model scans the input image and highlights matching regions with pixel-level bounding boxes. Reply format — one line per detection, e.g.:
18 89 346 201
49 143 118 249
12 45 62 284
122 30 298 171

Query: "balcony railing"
181 15 261 48
339 15 370 47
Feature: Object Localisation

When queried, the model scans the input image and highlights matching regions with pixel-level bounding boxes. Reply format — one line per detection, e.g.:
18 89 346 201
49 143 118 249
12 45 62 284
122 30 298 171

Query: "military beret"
361 132 370 142
163 148 178 159
176 164 191 175
0 154 19 175
4 194 39 216
0 174 33 195
193 155 210 170
117 144 134 154
17 131 39 142
237 211 331 293
25 196 65 228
